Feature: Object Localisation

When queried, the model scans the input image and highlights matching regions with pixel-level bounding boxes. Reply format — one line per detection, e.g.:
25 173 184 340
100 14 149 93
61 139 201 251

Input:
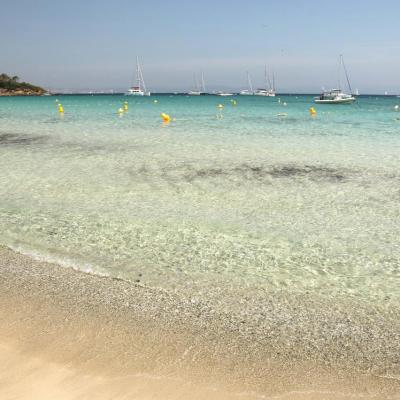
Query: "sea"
1 94 399 308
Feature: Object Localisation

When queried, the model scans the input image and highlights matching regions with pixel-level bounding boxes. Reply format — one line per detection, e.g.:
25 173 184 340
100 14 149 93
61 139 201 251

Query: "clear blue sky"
1 0 399 93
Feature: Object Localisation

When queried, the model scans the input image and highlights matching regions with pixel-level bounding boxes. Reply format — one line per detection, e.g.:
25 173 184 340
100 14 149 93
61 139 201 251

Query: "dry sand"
0 245 399 399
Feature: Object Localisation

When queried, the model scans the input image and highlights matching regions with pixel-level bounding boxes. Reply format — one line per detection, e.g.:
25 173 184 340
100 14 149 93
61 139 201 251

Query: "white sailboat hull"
254 93 275 97
125 91 144 96
125 91 151 96
314 97 355 104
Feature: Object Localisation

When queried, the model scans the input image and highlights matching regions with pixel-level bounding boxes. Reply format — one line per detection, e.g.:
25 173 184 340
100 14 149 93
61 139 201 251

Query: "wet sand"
0 245 399 399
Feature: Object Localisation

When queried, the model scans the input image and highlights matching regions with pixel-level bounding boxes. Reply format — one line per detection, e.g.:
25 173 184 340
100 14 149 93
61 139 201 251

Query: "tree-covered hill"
0 74 45 95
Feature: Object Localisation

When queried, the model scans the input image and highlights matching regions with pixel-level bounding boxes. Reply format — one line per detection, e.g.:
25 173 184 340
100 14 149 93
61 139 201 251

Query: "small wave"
8 243 111 279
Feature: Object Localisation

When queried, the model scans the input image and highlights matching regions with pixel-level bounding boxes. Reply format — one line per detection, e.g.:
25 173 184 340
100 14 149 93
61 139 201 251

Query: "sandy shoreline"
0 245 399 399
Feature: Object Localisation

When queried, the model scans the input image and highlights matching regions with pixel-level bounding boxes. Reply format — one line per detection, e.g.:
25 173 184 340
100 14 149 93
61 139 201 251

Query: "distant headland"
0 73 46 96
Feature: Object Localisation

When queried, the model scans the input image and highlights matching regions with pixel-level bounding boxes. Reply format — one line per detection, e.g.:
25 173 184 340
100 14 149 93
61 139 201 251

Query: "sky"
1 0 399 93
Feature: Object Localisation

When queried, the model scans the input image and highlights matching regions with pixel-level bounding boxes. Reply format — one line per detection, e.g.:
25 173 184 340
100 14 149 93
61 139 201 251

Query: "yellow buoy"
161 113 171 123
309 107 317 117
123 102 128 111
217 104 224 109
58 104 64 113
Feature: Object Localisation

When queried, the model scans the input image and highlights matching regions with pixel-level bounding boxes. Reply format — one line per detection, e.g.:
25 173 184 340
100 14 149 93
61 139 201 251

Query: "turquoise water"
1 94 399 306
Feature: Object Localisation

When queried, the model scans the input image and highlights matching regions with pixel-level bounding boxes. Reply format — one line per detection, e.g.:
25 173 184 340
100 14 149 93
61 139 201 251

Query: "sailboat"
240 71 254 95
314 55 355 104
255 66 276 97
125 57 151 96
188 72 206 95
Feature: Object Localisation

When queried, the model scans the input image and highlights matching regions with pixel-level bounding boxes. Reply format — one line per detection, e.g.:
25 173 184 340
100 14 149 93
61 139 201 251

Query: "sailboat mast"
247 71 253 93
193 72 200 91
341 54 353 95
201 71 206 93
265 65 272 90
272 72 275 92
137 57 147 93
264 65 268 89
140 67 147 93
136 56 141 91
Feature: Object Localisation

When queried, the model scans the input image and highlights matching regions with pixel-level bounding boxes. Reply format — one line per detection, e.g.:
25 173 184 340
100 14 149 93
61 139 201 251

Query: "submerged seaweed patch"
183 163 348 183
129 162 349 185
183 167 226 182
269 165 346 181
0 133 47 146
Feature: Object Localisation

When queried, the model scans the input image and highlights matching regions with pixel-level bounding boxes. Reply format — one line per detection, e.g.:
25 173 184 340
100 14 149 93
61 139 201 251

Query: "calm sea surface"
1 94 399 307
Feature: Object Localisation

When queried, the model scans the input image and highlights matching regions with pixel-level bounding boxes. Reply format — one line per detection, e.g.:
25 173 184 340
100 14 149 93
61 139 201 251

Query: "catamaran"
188 72 206 95
240 71 254 95
314 55 355 104
254 66 276 97
125 57 151 96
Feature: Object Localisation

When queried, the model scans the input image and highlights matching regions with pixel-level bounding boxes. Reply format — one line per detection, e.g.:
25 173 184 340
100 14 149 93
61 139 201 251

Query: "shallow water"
1 94 399 307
